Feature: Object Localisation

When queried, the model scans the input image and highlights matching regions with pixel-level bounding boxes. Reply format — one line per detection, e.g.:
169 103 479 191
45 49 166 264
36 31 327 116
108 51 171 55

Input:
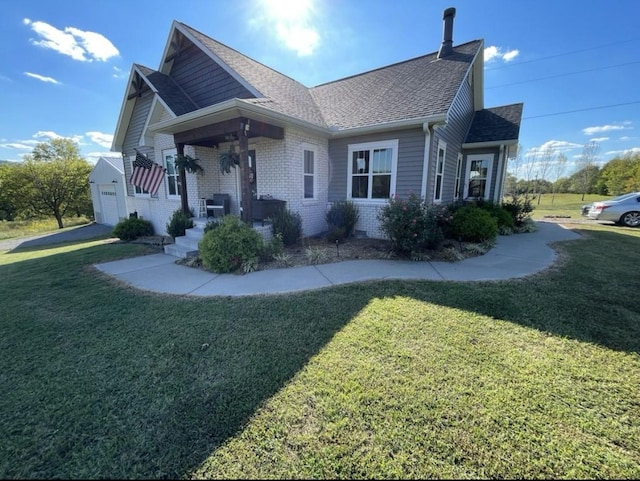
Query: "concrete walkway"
94 221 581 297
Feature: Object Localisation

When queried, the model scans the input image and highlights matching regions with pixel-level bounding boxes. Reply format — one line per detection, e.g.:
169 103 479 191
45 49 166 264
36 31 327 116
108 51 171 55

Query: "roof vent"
437 7 456 59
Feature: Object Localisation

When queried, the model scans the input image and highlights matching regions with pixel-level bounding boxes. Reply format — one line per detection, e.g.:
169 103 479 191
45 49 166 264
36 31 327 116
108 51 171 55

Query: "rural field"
0 198 639 479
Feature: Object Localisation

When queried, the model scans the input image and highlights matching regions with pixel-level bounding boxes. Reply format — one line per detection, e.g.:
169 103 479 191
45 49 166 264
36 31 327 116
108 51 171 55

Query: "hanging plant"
174 154 204 174
219 144 240 174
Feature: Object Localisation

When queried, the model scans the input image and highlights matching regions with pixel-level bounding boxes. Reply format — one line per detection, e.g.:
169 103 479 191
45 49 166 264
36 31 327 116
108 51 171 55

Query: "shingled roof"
310 41 482 130
464 103 524 144
135 64 198 116
175 23 482 131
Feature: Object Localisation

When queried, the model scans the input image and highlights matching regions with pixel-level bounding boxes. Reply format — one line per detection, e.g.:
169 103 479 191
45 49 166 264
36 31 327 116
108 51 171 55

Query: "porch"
163 216 273 259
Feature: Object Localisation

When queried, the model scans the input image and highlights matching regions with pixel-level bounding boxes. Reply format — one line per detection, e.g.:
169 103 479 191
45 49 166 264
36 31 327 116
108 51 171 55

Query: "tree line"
0 138 93 228
505 142 640 203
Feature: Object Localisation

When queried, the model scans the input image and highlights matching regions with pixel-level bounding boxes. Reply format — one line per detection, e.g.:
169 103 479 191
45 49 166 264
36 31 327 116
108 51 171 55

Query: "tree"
574 141 600 201
0 163 21 220
15 138 92 228
533 146 555 205
598 152 640 195
551 153 568 203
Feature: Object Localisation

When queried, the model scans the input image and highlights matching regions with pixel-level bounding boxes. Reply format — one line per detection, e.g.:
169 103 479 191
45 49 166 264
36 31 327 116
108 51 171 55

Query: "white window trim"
433 140 447 203
129 155 151 198
302 144 317 201
454 152 463 200
162 147 180 201
347 139 399 202
464 153 495 200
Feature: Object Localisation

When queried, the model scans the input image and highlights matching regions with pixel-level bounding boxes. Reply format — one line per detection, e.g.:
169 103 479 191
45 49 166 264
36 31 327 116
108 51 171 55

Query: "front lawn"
0 224 639 479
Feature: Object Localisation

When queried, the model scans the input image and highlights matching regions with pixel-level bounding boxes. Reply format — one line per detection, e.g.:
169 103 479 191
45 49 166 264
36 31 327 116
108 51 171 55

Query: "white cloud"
33 131 83 145
605 147 640 156
252 0 320 56
590 137 609 142
484 45 519 63
86 131 113 149
112 66 127 79
23 18 119 62
525 140 582 157
24 71 61 84
582 123 631 135
0 141 38 150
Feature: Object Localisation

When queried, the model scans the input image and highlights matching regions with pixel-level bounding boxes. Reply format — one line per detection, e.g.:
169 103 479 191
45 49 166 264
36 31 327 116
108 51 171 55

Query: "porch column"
176 142 189 215
238 119 252 224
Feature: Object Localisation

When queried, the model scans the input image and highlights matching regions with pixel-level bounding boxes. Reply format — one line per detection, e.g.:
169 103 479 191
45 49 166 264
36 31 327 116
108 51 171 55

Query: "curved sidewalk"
94 222 581 297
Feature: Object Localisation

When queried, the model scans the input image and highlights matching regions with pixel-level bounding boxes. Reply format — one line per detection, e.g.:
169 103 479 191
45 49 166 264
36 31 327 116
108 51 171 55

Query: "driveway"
0 223 114 251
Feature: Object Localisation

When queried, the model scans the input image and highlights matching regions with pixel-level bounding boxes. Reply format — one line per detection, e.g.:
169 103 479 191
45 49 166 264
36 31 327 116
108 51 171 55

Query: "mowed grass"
531 193 612 219
1 224 639 479
0 216 93 240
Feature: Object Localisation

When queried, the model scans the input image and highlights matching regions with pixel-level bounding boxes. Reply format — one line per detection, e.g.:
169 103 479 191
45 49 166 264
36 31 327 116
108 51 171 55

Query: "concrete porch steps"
163 216 274 259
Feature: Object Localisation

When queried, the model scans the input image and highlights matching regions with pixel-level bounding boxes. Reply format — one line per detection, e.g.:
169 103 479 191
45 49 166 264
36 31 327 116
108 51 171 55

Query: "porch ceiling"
172 117 284 148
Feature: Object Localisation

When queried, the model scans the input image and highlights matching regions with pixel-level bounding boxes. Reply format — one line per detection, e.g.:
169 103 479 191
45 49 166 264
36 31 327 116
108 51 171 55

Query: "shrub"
502 193 534 227
474 200 515 231
448 205 498 243
271 208 302 246
199 216 263 273
259 232 284 261
326 201 359 239
166 209 193 239
203 220 220 233
377 193 443 255
305 246 329 265
326 226 347 243
112 217 154 241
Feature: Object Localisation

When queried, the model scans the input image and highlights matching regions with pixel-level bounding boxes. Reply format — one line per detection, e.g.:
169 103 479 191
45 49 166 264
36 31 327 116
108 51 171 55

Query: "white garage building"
89 156 130 226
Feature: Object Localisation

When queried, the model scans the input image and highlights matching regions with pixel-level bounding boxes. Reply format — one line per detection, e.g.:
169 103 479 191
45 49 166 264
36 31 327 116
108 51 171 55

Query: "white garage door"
99 185 119 226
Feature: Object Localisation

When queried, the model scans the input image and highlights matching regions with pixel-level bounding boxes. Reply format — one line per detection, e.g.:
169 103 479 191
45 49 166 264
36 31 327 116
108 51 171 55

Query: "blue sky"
1 0 639 179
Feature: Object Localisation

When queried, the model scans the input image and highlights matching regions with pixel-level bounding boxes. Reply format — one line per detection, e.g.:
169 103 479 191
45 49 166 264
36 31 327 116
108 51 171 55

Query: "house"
89 156 130 226
111 7 523 257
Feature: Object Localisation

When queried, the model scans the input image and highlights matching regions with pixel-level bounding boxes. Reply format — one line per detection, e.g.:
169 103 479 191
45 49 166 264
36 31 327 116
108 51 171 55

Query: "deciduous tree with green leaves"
14 138 93 228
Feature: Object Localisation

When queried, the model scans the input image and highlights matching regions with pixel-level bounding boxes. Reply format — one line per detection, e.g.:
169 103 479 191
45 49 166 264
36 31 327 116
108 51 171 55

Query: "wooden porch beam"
172 118 284 145
238 121 252 224
176 143 190 215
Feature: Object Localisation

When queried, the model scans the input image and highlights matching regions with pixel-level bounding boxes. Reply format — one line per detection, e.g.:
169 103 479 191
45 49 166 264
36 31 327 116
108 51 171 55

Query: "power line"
485 37 640 71
486 60 640 89
522 100 640 120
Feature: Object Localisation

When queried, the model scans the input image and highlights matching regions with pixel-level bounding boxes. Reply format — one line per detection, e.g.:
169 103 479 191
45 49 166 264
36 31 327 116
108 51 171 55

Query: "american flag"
130 150 166 196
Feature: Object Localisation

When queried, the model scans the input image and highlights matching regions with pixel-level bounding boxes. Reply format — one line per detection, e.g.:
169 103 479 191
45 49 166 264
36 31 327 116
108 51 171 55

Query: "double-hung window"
303 149 315 199
434 140 446 202
347 140 398 200
163 148 181 200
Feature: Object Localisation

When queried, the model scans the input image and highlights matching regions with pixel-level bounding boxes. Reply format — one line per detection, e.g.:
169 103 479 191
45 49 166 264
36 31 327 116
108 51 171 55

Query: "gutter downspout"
494 144 505 203
420 122 433 199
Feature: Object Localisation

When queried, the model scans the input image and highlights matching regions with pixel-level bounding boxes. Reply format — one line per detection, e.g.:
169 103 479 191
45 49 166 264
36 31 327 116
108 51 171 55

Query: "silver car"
583 192 640 227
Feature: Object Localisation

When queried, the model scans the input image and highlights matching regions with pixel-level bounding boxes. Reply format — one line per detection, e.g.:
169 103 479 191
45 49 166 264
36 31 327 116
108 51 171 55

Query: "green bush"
271 208 302 246
502 194 534 226
259 232 284 261
448 205 498 243
199 216 263 273
326 201 359 239
326 226 346 243
166 209 193 239
474 200 515 231
112 217 154 241
377 193 443 255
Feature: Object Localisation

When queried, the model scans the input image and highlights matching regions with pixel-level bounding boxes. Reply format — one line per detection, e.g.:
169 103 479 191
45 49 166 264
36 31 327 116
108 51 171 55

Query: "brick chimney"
437 7 456 59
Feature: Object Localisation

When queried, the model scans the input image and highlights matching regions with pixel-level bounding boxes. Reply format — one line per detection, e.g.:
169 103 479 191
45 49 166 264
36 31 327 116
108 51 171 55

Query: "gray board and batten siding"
168 41 255 109
122 90 155 197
